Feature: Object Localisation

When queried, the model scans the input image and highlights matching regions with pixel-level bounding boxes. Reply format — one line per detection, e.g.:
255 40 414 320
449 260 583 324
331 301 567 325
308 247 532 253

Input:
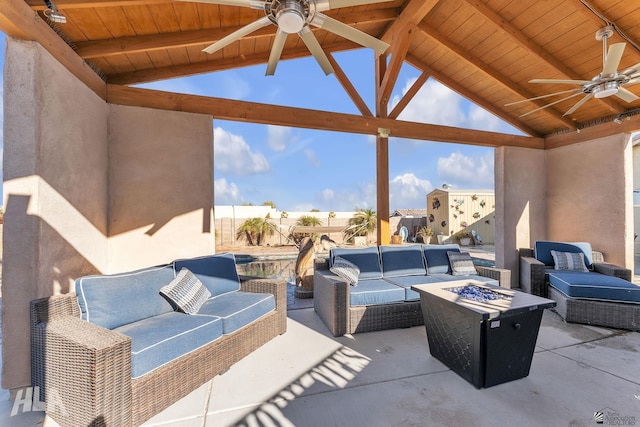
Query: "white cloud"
304 148 321 167
214 178 243 205
437 151 494 188
266 125 296 152
389 173 433 210
220 73 251 99
214 127 270 176
392 78 466 127
320 189 335 202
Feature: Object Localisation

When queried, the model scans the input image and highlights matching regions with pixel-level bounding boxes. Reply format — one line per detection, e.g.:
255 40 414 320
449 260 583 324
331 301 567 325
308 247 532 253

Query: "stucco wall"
495 147 546 286
2 39 109 389
546 134 633 267
107 105 214 271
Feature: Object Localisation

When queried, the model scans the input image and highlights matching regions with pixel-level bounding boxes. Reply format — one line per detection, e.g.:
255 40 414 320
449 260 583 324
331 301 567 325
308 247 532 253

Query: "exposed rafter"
417 22 576 130
388 70 429 120
326 53 373 117
461 0 623 115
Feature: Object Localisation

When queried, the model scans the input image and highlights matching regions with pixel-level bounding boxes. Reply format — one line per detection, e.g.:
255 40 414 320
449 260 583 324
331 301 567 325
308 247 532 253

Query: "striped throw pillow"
550 250 589 272
160 268 211 314
330 256 360 286
447 251 477 276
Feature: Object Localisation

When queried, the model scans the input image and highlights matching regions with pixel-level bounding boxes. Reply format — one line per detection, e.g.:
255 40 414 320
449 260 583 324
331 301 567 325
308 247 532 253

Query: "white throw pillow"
550 250 589 272
160 268 211 314
330 256 360 286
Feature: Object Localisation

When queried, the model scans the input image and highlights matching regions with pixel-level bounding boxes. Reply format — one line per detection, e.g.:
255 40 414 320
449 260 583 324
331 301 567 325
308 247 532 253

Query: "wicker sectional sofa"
30 253 287 427
314 244 511 336
519 241 639 331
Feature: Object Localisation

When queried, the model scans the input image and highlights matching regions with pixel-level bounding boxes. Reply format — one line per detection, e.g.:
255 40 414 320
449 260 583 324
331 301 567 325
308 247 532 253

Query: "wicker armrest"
34 315 132 427
592 262 632 282
240 278 287 333
520 256 548 297
519 248 535 258
476 266 512 288
313 270 350 336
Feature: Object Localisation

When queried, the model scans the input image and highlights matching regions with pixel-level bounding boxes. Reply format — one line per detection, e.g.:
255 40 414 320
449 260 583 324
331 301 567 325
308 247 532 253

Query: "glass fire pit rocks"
448 284 513 303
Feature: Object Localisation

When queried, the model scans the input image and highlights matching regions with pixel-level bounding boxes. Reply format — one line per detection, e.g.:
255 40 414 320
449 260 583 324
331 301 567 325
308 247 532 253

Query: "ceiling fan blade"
519 91 583 117
626 77 640 86
615 87 639 103
298 26 334 75
563 93 594 116
529 79 592 85
504 88 582 106
315 0 391 12
602 43 625 76
310 13 389 53
622 62 640 78
202 16 271 54
176 0 264 9
266 29 287 76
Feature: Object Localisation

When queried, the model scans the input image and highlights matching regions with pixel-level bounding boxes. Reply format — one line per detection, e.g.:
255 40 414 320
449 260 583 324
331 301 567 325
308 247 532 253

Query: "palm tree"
236 217 274 246
347 208 377 240
292 215 323 244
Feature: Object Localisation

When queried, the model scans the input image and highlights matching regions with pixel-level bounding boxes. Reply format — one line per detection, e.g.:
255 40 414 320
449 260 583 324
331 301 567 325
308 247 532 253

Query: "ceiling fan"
180 0 391 75
507 25 640 117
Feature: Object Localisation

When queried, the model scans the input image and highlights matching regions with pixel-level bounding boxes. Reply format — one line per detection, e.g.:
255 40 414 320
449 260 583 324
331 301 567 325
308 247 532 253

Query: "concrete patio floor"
2 305 639 427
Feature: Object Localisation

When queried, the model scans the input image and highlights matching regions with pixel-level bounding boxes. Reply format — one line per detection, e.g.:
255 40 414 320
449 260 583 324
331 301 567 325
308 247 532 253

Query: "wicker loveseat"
314 244 511 336
30 253 287 427
519 241 639 331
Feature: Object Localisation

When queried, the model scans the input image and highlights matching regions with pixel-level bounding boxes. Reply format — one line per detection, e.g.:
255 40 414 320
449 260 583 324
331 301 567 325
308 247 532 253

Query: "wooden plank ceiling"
9 0 640 140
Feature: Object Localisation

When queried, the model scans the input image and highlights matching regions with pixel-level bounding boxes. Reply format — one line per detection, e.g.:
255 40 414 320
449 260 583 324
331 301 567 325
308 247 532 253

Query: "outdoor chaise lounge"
30 253 287 427
314 244 511 336
520 241 639 331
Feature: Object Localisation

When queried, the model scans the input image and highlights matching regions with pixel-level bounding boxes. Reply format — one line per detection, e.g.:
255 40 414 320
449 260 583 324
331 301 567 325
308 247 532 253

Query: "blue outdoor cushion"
196 291 275 334
113 311 223 379
349 279 405 306
174 253 241 297
379 245 427 278
384 275 445 301
423 244 460 274
535 241 593 269
330 247 382 280
548 271 640 303
76 264 175 330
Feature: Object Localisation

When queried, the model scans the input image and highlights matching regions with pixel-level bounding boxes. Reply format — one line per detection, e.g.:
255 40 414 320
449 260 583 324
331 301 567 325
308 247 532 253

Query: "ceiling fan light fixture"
276 1 305 34
593 81 619 98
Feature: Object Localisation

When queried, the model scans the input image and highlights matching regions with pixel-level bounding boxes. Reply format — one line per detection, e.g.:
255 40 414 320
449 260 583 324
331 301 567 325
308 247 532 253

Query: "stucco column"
495 146 547 287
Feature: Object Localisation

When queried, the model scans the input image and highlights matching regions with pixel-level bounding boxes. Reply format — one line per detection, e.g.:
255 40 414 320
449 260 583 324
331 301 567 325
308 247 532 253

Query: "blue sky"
1 32 523 212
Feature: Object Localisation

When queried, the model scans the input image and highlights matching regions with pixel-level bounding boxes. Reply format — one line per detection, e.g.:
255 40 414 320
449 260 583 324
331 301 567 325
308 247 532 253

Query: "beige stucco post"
3 39 215 391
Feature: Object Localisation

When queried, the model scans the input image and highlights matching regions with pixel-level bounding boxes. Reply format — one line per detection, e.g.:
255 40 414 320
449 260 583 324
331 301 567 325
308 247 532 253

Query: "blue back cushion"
535 241 593 269
173 253 241 297
76 264 175 330
423 244 460 274
330 247 382 279
379 245 426 277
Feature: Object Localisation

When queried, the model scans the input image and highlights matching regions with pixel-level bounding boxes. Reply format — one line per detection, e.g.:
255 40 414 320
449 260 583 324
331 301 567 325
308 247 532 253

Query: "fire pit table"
412 279 556 388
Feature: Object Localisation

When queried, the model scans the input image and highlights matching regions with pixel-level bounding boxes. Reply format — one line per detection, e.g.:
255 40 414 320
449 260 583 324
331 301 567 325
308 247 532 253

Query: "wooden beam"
74 8 398 59
108 40 360 84
418 23 577 131
0 0 106 98
381 0 439 44
377 24 414 110
405 54 543 137
106 84 545 149
374 53 389 245
461 0 623 115
544 115 640 149
388 70 429 120
27 0 171 9
327 53 373 117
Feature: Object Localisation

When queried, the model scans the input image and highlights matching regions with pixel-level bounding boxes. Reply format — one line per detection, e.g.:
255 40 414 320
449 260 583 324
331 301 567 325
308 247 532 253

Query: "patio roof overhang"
2 0 640 243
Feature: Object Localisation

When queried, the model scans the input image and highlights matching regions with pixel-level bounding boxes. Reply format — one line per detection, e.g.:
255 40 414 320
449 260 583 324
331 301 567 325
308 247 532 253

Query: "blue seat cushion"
113 312 223 379
384 275 444 301
423 244 460 274
379 245 427 277
76 265 175 330
174 253 241 297
330 247 382 280
196 291 276 334
535 241 593 269
548 271 640 303
350 279 405 306
427 274 499 287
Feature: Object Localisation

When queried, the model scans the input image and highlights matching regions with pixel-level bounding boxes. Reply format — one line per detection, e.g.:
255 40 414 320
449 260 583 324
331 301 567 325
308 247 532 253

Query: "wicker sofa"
30 253 287 427
519 241 639 331
314 244 511 336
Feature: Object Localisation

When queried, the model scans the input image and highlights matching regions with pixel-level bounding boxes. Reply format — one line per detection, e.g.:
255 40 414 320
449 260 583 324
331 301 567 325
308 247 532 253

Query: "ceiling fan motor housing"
270 0 310 33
